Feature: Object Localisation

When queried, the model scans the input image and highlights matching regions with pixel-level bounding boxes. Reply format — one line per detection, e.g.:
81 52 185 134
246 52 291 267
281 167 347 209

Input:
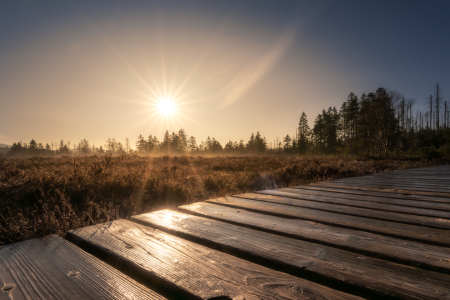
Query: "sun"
157 97 177 116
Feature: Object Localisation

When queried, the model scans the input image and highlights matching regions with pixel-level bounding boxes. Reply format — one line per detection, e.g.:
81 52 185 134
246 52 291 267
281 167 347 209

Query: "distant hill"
0 143 10 148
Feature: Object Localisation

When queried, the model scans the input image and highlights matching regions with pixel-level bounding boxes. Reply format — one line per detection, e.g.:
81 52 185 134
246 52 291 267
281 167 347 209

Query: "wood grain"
315 182 450 197
177 202 450 273
67 220 362 300
308 165 450 197
322 180 450 193
293 185 450 204
280 187 450 211
0 235 166 300
235 193 450 229
206 196 450 246
260 189 450 218
132 209 450 300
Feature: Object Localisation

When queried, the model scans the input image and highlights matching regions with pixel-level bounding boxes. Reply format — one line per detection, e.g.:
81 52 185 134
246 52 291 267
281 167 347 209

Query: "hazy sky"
1 0 450 148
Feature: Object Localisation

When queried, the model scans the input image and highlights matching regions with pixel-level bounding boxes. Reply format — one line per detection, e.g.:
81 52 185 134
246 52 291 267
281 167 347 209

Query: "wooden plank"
236 193 450 229
66 219 362 300
336 172 450 179
294 185 450 204
177 203 450 273
375 166 450 173
314 182 450 197
353 168 450 175
320 184 450 196
206 196 450 246
324 180 450 193
396 166 450 172
357 175 450 181
336 175 450 182
132 209 450 300
330 181 450 190
398 170 450 174
367 175 450 180
261 189 450 218
321 172 450 187
326 179 450 191
278 187 450 212
0 234 166 300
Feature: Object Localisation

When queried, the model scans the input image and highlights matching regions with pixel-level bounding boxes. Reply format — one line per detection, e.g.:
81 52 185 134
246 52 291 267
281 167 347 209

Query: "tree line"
281 85 450 158
135 129 268 154
5 130 270 157
4 85 450 158
7 138 130 156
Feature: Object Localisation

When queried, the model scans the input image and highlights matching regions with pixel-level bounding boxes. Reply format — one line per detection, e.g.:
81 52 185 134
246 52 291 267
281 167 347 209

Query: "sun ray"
171 17 230 100
99 34 161 99
156 20 168 100
143 55 164 97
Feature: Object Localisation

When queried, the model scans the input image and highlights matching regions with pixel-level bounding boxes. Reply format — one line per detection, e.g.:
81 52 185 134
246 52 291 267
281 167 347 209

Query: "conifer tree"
298 112 310 154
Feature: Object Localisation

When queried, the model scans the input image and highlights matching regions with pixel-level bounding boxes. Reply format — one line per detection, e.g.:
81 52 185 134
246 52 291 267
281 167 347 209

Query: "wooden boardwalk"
1 165 450 299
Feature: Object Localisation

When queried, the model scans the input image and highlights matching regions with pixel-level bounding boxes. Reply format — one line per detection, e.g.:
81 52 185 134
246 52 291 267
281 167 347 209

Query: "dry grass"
0 154 445 245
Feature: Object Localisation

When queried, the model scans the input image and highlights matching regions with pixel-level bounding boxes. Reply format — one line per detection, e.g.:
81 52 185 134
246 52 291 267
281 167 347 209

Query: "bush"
419 147 442 161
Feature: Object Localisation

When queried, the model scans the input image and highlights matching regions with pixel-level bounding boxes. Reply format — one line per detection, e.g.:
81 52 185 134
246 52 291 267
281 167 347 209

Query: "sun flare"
157 98 177 116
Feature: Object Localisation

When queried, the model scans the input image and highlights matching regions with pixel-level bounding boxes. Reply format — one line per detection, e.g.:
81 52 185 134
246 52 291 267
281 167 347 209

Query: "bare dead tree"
429 95 433 131
400 97 406 131
407 99 416 132
420 111 422 130
435 83 441 131
445 101 448 130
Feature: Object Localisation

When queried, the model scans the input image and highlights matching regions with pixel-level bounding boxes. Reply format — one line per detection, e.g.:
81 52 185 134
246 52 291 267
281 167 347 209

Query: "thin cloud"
219 26 297 109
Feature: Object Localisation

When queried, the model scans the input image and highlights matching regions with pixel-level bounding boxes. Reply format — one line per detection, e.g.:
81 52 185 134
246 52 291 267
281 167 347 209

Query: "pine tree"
136 135 146 152
298 112 310 154
283 135 291 152
188 136 197 153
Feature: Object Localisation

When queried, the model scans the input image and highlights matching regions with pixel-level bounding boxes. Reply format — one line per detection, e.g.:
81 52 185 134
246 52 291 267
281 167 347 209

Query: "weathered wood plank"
67 220 362 300
324 180 450 193
236 193 450 229
390 166 450 173
342 174 450 180
132 209 450 300
294 185 450 204
206 196 450 246
0 235 166 300
371 175 450 179
177 203 450 272
279 187 450 212
318 166 450 192
329 181 450 191
367 175 450 180
336 172 450 179
325 180 450 192
259 189 450 218
314 182 450 197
